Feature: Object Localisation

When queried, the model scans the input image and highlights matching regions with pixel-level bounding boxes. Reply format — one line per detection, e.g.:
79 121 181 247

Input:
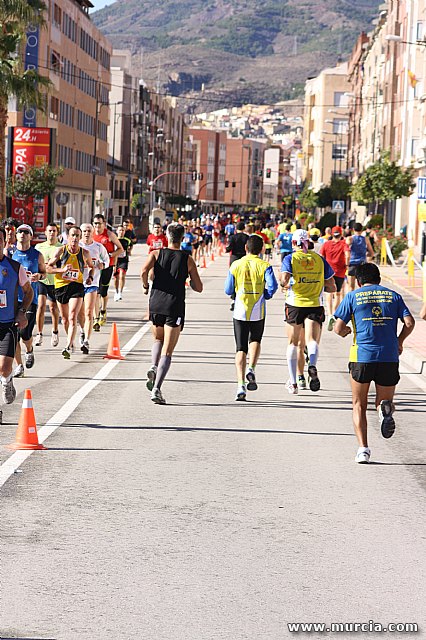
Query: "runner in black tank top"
141 224 203 405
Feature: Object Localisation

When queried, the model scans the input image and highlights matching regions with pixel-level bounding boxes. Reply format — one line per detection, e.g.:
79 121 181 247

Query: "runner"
4 218 17 258
12 224 46 376
0 227 33 405
92 213 123 329
203 217 214 256
122 218 137 255
140 223 203 404
334 263 415 464
147 223 168 253
280 229 336 394
262 222 276 262
346 222 374 291
225 222 249 311
225 234 278 401
59 216 76 244
276 223 293 262
319 225 350 330
35 223 62 347
114 225 132 301
78 223 109 354
47 226 95 359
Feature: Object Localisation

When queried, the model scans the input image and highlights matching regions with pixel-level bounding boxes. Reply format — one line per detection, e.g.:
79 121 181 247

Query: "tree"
298 184 318 211
6 163 63 225
316 176 351 208
0 0 51 217
350 151 415 228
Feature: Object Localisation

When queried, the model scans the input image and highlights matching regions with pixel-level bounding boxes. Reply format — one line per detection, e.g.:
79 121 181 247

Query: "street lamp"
110 101 123 219
91 89 109 218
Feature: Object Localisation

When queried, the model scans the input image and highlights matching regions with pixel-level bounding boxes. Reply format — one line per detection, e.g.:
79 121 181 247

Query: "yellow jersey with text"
54 247 85 288
281 250 334 307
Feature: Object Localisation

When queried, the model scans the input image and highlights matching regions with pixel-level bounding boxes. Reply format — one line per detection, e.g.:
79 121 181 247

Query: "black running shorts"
150 313 185 330
233 318 265 353
38 281 56 302
349 362 400 387
114 259 129 274
348 262 365 277
0 322 18 358
55 282 85 305
99 265 114 298
285 304 325 326
19 302 37 342
334 276 345 292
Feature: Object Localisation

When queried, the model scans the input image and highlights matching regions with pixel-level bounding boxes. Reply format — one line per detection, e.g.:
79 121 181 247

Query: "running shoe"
378 400 396 439
1 375 16 405
118 292 123 301
79 330 85 347
99 311 107 326
114 292 120 302
230 302 235 311
24 350 35 369
81 340 89 355
34 333 43 346
246 370 258 391
62 347 71 360
327 316 336 332
51 331 59 347
308 365 320 392
355 447 371 464
151 387 166 405
235 385 247 401
146 365 157 391
13 364 25 378
93 318 101 332
286 380 298 395
297 375 307 390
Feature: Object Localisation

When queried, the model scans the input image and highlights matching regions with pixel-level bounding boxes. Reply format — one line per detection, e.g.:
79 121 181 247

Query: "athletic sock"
238 380 245 386
307 341 319 367
155 355 172 390
286 344 298 384
151 341 162 367
248 365 256 372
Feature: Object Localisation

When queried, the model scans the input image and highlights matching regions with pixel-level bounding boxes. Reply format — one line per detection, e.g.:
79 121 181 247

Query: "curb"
381 272 423 302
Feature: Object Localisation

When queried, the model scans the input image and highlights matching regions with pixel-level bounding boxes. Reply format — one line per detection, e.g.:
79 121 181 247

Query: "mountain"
92 0 382 110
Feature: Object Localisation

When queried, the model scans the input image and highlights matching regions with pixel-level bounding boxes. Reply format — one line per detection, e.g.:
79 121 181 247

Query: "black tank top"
149 248 189 317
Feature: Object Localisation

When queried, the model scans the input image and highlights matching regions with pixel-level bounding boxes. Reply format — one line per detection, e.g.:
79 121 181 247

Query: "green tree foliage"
298 184 318 211
316 177 351 208
7 164 63 224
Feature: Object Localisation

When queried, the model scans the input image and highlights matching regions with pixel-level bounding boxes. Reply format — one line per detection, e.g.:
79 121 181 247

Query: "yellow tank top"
54 247 85 288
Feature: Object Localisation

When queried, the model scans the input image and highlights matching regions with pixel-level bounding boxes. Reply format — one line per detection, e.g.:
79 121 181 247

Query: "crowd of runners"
141 211 424 464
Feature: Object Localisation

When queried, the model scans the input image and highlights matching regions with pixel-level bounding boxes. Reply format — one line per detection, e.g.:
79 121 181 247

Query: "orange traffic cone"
8 389 46 450
219 244 224 257
211 251 215 262
201 255 207 269
104 322 125 360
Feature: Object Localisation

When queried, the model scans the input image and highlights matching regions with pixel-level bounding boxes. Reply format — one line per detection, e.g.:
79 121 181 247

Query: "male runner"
122 219 137 255
334 263 415 464
4 218 17 257
225 222 249 311
60 216 76 244
79 223 109 354
140 223 203 405
346 222 374 291
114 225 132 301
225 234 278 401
147 222 168 253
276 223 293 262
12 224 46 375
320 225 350 330
47 226 95 359
35 223 62 347
280 229 336 394
0 227 33 404
92 213 123 328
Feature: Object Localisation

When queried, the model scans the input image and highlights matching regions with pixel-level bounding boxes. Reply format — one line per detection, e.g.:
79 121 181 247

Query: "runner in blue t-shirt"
334 263 415 464
276 223 293 262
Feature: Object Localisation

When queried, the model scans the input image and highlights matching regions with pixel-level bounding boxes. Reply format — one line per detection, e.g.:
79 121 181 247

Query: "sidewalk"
380 263 426 375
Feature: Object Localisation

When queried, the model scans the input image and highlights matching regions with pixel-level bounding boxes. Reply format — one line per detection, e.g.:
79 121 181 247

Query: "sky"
90 0 116 11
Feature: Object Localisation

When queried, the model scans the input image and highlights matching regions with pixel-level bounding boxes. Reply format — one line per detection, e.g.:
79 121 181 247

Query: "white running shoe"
1 375 16 404
235 385 247 401
286 380 298 395
114 292 120 302
151 387 166 405
146 365 157 391
355 447 371 464
327 316 336 332
34 333 43 346
79 330 85 347
51 331 59 347
118 292 123 300
13 364 25 378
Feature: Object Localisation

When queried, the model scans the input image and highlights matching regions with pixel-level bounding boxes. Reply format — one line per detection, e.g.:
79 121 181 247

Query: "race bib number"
63 265 79 282
0 290 7 308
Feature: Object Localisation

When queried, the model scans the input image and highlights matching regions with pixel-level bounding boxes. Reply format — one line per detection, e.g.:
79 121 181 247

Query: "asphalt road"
0 245 425 640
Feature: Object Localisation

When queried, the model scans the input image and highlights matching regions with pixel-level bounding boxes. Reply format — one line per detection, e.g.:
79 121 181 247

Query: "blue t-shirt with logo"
181 232 194 252
334 284 411 362
278 232 293 254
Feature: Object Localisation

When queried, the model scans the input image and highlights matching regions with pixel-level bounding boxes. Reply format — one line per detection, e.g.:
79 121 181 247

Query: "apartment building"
223 138 265 207
188 128 227 211
8 0 112 225
303 63 351 192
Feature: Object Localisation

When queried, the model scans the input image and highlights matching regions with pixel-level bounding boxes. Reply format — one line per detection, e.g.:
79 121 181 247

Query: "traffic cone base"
104 322 125 360
8 389 46 451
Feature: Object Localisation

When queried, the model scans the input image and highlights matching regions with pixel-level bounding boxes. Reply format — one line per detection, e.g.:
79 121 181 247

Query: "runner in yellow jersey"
280 229 336 394
47 226 95 360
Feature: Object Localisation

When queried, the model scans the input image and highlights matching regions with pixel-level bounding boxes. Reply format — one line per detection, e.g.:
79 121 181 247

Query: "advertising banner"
23 25 40 127
10 127 52 231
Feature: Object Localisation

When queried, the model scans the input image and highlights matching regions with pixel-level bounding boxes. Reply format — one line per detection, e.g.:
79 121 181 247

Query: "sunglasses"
18 229 31 234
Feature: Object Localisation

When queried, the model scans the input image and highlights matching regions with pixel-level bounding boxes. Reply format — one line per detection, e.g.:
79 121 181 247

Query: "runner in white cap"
60 216 76 245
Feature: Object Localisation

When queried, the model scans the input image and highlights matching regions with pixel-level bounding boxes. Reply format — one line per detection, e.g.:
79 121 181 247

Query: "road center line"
0 319 152 490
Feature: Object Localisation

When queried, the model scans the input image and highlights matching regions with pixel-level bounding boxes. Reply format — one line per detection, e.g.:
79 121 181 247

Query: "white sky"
90 0 116 11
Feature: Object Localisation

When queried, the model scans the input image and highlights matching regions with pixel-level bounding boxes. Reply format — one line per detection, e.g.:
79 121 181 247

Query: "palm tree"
0 0 51 217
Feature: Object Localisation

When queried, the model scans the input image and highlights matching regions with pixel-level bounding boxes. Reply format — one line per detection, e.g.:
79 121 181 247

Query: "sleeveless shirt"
149 248 189 317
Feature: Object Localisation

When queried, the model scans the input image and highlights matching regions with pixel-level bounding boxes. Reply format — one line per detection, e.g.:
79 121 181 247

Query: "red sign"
11 127 52 231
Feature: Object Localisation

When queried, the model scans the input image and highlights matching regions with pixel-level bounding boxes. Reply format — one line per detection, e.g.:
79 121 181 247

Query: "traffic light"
266 168 271 178
232 181 236 188
191 170 197 181
258 170 263 177
198 172 203 180
225 180 229 188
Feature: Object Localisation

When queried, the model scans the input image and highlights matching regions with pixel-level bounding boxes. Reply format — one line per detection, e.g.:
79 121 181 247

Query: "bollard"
380 238 387 266
407 248 415 286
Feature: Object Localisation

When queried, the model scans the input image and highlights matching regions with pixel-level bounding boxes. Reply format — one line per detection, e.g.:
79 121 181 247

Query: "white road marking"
0 320 152 490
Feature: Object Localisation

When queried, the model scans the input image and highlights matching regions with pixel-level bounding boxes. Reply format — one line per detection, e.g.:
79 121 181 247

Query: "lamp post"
110 101 123 220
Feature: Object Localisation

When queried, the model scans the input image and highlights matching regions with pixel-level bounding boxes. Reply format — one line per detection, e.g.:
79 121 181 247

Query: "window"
50 50 61 74
411 138 419 158
332 144 347 160
63 13 77 42
333 119 348 134
99 47 110 70
58 145 73 169
59 101 74 128
52 3 62 28
50 96 59 120
61 58 75 85
333 92 348 107
416 21 424 41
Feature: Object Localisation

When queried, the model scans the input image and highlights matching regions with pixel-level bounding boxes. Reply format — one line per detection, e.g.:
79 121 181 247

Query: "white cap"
292 229 309 244
64 216 76 224
16 224 33 236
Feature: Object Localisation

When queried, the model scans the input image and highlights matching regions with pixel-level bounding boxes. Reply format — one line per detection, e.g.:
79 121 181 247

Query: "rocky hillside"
92 0 382 110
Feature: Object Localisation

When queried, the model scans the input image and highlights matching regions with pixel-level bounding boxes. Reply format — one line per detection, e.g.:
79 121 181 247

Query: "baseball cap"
16 224 33 236
309 227 321 237
292 229 309 244
332 226 343 236
64 216 76 224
